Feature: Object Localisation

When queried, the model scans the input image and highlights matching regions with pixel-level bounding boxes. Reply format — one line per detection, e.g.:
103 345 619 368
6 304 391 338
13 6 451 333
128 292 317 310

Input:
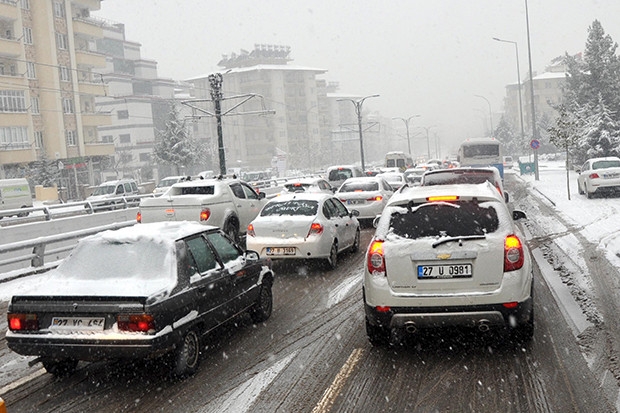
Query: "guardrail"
0 220 136 283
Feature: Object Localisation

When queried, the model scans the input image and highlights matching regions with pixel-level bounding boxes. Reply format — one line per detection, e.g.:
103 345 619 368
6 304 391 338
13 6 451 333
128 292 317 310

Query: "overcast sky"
93 0 620 152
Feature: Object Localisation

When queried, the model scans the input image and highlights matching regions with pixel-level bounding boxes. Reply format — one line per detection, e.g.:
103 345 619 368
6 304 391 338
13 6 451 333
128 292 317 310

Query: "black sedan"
6 221 274 377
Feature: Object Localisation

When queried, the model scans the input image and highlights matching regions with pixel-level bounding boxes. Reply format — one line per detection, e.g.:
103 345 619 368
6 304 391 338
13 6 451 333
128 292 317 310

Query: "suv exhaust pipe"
404 321 417 334
478 320 490 332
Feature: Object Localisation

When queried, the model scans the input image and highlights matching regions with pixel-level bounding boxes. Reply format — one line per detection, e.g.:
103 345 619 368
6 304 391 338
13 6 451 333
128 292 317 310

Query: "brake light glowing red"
308 222 323 236
247 223 255 237
8 313 39 331
136 211 142 223
200 208 211 221
376 306 391 313
367 240 386 275
117 314 155 332
504 234 524 271
589 173 600 179
368 195 383 202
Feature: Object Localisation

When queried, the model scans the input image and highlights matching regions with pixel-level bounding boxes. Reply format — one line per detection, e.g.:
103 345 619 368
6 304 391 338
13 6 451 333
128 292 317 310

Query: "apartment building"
0 0 113 194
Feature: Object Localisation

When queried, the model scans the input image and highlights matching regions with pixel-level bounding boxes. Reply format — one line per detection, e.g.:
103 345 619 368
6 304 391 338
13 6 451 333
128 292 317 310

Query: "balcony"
0 148 35 165
0 72 26 87
75 50 105 68
0 37 21 57
0 1 18 21
84 141 115 157
81 112 111 127
78 80 108 96
73 18 103 39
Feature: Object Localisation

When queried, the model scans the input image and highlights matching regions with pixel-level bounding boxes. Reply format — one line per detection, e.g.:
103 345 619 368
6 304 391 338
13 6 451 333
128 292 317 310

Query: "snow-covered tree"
30 152 60 187
494 116 519 155
548 105 581 199
152 107 204 175
578 94 620 161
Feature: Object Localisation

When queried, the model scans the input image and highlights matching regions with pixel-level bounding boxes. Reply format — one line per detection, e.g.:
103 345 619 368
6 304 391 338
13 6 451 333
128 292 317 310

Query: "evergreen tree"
31 152 60 187
579 93 620 160
494 116 518 155
152 107 203 175
548 105 581 199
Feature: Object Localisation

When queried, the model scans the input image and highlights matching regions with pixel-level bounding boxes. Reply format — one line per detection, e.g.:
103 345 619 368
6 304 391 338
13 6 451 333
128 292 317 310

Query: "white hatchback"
246 193 360 270
336 177 393 222
363 182 533 345
577 156 620 198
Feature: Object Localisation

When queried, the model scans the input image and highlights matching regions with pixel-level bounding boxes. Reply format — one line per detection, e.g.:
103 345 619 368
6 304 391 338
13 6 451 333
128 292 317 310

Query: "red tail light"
136 211 142 223
200 208 211 221
308 222 323 236
367 195 383 202
117 314 155 332
367 240 386 275
589 173 600 179
8 313 39 331
504 234 524 271
247 223 255 237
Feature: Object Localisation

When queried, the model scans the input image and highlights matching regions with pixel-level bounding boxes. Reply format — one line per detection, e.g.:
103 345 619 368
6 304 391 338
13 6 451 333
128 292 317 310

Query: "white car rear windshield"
339 182 379 192
261 200 318 216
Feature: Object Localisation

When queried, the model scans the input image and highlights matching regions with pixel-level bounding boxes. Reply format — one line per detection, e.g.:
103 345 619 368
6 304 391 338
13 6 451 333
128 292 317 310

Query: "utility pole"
393 115 420 156
337 94 379 171
209 73 225 175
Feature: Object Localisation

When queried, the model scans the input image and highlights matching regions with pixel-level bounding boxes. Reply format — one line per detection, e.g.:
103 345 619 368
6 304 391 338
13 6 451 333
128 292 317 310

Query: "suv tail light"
117 314 155 333
247 223 255 237
8 313 39 331
504 234 524 271
136 211 142 223
367 240 386 275
307 222 323 236
200 208 211 221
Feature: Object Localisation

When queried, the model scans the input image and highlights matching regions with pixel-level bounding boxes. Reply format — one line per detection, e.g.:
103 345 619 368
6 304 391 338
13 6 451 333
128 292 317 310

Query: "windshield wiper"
432 234 487 248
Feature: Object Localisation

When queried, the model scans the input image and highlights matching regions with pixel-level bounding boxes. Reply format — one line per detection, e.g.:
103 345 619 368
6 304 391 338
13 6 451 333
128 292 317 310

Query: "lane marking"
312 347 365 413
326 274 362 309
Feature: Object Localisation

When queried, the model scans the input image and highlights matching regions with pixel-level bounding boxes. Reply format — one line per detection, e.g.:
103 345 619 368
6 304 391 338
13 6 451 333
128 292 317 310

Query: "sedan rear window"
389 202 499 239
261 200 318 216
592 160 620 169
339 182 379 192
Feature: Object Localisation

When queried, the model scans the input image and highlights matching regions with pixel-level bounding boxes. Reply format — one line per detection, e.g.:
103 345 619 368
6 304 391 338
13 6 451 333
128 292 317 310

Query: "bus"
385 151 414 172
457 138 504 178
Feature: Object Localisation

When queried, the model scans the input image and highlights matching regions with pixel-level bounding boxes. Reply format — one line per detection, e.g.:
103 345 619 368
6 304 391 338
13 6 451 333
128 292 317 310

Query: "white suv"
363 182 533 345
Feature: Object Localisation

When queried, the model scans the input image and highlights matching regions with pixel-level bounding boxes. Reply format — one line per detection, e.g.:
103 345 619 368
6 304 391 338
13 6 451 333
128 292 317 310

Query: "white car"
246 193 360 269
153 175 185 195
375 172 406 191
363 182 533 345
336 177 393 222
280 177 334 195
577 156 620 198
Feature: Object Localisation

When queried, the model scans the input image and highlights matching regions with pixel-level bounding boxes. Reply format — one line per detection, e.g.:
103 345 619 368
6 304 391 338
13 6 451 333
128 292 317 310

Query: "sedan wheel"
171 329 201 377
250 283 273 323
351 229 360 253
325 242 338 270
577 180 584 195
41 357 78 377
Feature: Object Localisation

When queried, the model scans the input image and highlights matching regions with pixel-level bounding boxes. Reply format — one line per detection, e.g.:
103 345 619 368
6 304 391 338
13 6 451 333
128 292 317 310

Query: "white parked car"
576 156 620 198
336 177 393 222
363 182 533 345
246 193 360 269
375 172 406 191
280 177 334 195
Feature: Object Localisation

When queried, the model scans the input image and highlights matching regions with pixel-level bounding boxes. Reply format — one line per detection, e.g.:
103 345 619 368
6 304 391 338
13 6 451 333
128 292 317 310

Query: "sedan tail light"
200 208 211 221
367 195 383 202
247 223 255 237
367 240 386 275
136 211 142 223
307 222 323 236
589 173 600 179
8 313 39 331
504 234 524 272
117 314 155 333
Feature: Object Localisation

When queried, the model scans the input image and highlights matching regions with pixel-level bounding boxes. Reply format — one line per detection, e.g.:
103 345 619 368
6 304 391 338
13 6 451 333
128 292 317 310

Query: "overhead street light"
337 94 379 171
493 37 526 148
474 94 494 136
392 115 420 156
418 125 436 160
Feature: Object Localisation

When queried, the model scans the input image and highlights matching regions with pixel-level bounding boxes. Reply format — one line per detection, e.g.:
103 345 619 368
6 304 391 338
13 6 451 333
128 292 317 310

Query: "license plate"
347 199 364 205
266 247 296 256
50 317 105 331
603 173 620 179
417 264 472 279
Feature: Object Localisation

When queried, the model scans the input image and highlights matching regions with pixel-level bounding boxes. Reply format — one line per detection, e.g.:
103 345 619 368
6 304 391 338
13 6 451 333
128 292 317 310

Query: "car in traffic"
153 175 185 196
403 167 428 185
246 193 361 269
335 176 394 223
280 177 334 195
375 171 406 191
576 156 620 198
326 165 365 190
420 166 508 202
6 221 275 377
363 182 533 345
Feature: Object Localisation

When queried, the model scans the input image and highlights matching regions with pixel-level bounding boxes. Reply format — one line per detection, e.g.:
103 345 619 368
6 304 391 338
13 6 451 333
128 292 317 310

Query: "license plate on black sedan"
50 317 105 331
417 264 472 279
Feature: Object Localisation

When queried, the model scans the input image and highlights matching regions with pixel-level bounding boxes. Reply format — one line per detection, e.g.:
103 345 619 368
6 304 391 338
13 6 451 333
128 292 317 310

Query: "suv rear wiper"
432 234 487 248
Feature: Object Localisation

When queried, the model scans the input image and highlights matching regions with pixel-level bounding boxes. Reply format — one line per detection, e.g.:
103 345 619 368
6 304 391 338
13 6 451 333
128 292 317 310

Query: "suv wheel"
250 282 273 323
41 357 78 377
224 218 240 243
171 329 201 377
365 318 390 346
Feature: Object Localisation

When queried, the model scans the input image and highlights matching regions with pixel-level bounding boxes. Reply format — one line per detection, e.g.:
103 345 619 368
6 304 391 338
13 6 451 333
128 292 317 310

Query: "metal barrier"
0 220 136 283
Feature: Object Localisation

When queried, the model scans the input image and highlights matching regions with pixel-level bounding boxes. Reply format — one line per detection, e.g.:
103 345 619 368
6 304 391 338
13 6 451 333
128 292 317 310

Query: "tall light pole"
474 94 494 136
525 0 539 180
419 126 436 160
392 115 420 155
493 37 525 147
337 94 379 171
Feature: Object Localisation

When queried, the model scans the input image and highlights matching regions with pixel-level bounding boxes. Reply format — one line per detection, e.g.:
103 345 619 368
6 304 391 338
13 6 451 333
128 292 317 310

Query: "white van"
0 178 33 217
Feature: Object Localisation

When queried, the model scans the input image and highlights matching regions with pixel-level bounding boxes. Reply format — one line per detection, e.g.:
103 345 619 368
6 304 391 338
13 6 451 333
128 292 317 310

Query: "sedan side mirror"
513 210 527 220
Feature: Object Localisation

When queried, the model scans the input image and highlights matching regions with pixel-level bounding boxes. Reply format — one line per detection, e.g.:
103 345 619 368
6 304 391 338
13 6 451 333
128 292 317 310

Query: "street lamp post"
419 126 436 160
337 94 379 171
474 94 494 136
493 37 525 148
392 115 420 155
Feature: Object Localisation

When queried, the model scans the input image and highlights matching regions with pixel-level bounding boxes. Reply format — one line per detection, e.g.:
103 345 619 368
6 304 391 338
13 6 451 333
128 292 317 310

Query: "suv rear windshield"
328 169 353 181
389 202 499 239
423 171 494 186
261 200 318 217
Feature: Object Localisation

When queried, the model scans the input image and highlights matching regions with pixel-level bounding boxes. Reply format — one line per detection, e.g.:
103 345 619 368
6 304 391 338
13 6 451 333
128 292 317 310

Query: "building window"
23 27 32 44
0 126 29 149
62 98 74 114
139 152 150 162
119 133 131 144
21 0 30 10
30 96 39 114
55 33 68 50
117 109 129 119
34 131 43 148
53 1 65 18
101 135 113 143
65 130 77 146
59 66 70 82
0 90 26 113
26 62 36 79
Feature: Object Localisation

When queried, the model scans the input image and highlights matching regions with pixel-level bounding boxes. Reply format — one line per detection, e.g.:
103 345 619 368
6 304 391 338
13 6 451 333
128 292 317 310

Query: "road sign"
530 139 540 150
